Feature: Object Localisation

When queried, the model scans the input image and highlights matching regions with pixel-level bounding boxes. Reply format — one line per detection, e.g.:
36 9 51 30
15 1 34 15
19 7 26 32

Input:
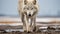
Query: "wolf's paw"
33 26 36 32
27 31 32 33
24 30 32 33
24 30 27 32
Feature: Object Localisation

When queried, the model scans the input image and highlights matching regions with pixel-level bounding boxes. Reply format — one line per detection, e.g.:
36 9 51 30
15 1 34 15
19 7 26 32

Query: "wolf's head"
23 0 38 17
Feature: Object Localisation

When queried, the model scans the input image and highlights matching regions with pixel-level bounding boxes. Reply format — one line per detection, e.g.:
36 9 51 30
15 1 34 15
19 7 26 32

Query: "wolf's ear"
24 0 27 5
33 0 37 5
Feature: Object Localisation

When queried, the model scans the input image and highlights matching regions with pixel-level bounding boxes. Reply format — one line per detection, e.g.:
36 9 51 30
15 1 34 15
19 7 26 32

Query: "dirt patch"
0 31 60 34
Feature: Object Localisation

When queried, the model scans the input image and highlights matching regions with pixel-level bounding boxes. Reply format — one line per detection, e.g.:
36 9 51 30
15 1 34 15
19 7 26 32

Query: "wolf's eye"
31 8 33 10
27 8 29 10
24 7 27 10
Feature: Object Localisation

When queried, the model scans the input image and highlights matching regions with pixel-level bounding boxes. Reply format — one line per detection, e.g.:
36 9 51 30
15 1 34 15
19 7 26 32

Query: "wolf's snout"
29 14 31 16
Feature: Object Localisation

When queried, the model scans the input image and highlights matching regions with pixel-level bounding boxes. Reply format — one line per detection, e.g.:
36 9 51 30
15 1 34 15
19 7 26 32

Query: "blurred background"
0 0 60 33
0 0 60 17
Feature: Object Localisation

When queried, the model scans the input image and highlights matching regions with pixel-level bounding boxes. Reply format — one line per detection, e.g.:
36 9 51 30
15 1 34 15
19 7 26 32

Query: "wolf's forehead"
26 0 34 4
25 5 34 8
26 2 34 5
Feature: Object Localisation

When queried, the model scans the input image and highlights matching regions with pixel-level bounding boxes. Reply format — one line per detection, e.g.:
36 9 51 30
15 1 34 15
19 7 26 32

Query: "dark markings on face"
24 0 27 5
23 5 38 16
24 5 37 11
33 0 36 5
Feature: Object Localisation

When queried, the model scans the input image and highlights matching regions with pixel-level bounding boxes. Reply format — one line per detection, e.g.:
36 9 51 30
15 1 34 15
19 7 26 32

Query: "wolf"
18 0 39 32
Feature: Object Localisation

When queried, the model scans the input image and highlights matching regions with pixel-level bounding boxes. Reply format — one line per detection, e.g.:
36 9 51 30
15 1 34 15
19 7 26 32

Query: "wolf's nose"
29 14 31 16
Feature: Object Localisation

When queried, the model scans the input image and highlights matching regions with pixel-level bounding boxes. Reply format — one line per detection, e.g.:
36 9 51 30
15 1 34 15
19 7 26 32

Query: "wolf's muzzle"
29 14 31 16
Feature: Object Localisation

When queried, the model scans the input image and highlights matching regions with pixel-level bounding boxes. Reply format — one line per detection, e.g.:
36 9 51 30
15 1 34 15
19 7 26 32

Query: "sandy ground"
0 31 60 34
0 17 60 34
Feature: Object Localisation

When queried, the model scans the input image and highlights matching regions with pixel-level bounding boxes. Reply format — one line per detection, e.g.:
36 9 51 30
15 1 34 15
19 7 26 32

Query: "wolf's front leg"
24 15 30 32
21 14 27 32
30 16 36 32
